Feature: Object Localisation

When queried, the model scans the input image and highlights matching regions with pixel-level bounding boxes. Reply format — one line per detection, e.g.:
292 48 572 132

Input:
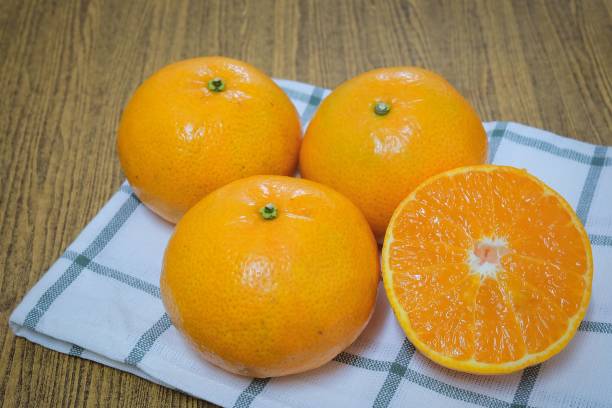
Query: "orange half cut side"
382 165 593 374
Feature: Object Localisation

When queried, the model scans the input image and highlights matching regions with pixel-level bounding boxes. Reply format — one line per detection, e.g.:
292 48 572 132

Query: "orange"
382 165 593 374
117 57 301 223
300 67 487 241
160 175 379 377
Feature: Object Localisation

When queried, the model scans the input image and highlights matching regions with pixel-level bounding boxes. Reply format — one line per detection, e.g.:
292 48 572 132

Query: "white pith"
467 237 508 279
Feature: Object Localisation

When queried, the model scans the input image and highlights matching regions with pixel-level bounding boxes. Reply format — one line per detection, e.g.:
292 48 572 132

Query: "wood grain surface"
1 0 610 406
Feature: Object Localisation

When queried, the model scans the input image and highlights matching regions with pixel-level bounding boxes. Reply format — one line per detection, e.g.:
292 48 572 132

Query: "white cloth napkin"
10 79 612 408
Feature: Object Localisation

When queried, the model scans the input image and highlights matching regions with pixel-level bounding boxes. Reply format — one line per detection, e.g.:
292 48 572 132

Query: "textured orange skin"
300 67 488 241
160 176 379 377
117 57 301 223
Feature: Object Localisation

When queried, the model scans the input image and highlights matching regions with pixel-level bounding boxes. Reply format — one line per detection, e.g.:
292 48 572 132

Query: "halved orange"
382 165 593 374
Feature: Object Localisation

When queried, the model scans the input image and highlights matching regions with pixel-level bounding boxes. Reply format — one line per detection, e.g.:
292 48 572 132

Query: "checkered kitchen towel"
9 79 612 408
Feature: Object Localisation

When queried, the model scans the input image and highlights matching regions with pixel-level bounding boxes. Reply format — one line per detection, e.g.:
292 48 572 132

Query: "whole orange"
160 175 379 377
117 57 301 223
300 67 488 241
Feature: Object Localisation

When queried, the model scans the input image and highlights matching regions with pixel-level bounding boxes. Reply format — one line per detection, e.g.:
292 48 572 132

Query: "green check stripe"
589 234 612 246
299 87 325 123
335 351 519 408
232 378 271 408
62 250 161 298
281 86 325 105
403 366 514 408
69 344 84 356
119 184 133 194
489 129 611 166
511 366 540 407
125 313 172 365
576 146 608 223
373 338 416 408
23 193 140 329
579 321 612 334
333 351 392 371
488 121 508 163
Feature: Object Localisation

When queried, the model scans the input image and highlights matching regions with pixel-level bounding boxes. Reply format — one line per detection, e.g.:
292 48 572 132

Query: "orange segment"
382 165 593 374
392 263 471 312
474 278 525 364
497 266 570 354
404 275 479 360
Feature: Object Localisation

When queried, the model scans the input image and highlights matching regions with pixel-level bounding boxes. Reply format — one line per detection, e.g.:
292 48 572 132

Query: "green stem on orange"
259 203 278 220
374 101 391 116
207 77 225 92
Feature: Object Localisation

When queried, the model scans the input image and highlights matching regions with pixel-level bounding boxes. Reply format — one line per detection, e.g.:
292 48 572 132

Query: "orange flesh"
383 165 592 372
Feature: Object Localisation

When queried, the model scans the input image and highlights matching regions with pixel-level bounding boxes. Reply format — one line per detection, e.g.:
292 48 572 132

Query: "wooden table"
1 0 610 406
